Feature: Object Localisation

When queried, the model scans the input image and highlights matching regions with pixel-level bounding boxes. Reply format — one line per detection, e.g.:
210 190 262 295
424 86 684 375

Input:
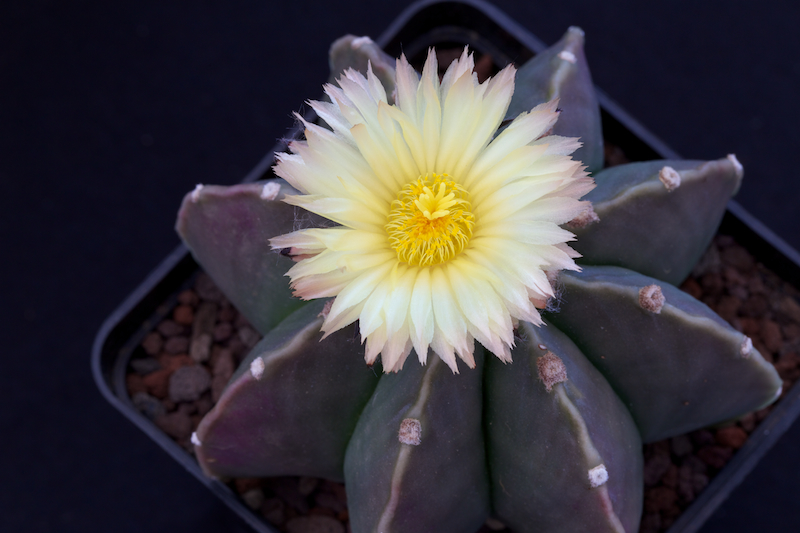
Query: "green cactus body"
486 320 642 532
176 180 310 335
328 34 397 102
344 352 490 532
176 27 784 533
195 300 381 480
571 157 744 285
505 26 603 174
547 266 780 442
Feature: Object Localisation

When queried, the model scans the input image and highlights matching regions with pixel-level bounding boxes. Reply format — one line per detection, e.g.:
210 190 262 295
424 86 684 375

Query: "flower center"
386 173 475 266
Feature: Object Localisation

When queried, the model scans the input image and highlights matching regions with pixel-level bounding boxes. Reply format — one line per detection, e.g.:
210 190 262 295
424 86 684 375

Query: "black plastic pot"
91 1 800 532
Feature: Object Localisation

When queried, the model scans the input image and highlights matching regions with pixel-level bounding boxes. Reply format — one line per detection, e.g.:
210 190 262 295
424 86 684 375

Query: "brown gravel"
126 234 800 533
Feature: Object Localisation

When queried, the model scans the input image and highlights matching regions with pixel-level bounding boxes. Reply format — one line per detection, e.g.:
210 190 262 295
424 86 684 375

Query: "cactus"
176 28 781 533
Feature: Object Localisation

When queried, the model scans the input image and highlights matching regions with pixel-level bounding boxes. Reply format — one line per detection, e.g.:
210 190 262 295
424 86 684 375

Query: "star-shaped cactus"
175 31 780 532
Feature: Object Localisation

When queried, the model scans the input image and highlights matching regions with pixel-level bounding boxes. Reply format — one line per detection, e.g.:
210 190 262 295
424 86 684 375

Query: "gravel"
127 235 800 533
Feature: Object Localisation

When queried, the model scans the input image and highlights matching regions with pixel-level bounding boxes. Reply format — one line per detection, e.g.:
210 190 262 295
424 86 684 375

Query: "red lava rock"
721 245 755 272
164 335 190 354
700 273 724 295
775 352 800 381
697 445 734 469
783 323 800 342
715 426 748 449
173 304 195 325
715 295 741 322
644 486 677 513
679 278 703 299
778 295 800 323
169 365 211 402
213 322 233 342
126 373 147 395
211 348 235 402
177 289 199 306
154 410 192 440
689 429 715 448
742 293 770 318
142 368 172 399
141 332 163 355
761 319 783 353
158 353 193 371
286 515 345 533
737 317 760 336
157 319 184 337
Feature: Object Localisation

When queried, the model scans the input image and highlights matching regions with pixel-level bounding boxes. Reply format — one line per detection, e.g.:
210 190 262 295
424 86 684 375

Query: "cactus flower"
270 48 594 373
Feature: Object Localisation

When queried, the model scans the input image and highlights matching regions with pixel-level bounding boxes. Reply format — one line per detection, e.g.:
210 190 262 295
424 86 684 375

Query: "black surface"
3 0 799 531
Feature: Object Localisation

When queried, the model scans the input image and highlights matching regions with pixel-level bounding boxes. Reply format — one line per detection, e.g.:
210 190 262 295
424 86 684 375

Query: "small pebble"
174 304 195 325
132 391 166 420
211 348 235 402
130 357 161 376
169 365 211 402
142 368 172 399
242 488 265 510
715 426 748 449
141 332 163 355
177 289 199 306
761 319 783 353
213 322 233 342
157 319 184 337
696 445 734 469
164 336 190 354
154 410 192 440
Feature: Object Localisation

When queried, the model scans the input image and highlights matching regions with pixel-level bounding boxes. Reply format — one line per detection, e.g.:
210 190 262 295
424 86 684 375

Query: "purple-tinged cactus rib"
328 34 397 103
344 353 490 533
194 300 381 481
571 157 743 285
176 179 314 335
486 320 642 533
505 26 604 174
547 266 781 442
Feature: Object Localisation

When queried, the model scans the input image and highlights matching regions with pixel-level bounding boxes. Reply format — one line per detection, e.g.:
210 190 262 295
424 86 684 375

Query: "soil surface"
125 233 800 533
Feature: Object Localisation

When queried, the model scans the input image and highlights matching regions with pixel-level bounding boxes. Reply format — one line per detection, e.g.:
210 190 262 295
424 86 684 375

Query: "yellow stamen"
386 174 475 266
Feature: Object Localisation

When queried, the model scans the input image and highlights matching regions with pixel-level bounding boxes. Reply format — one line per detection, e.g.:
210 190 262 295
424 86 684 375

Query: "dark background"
3 0 799 531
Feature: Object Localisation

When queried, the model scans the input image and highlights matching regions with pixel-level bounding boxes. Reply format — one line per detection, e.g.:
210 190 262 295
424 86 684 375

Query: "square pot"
92 1 800 531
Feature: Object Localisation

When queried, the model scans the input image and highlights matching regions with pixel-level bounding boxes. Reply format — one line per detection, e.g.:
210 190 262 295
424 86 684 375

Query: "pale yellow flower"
270 48 594 373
